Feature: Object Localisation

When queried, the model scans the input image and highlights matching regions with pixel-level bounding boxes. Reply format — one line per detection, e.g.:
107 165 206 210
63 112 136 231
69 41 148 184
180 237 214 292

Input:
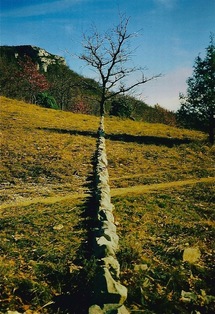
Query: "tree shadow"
39 126 192 313
47 150 99 313
37 127 98 139
38 127 192 147
105 133 192 147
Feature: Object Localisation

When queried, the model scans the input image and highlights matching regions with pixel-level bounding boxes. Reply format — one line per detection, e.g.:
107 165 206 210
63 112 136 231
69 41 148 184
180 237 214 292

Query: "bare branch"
106 73 162 100
79 15 161 116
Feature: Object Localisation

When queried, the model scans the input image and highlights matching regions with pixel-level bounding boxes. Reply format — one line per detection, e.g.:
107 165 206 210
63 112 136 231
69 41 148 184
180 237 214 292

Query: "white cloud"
1 0 85 18
139 67 192 111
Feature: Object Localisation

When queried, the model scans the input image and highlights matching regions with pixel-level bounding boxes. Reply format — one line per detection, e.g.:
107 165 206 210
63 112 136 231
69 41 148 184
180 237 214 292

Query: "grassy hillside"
0 96 214 313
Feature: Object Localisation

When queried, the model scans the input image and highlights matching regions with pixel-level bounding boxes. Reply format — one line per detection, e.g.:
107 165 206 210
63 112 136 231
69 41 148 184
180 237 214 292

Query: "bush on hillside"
110 97 133 118
36 92 59 110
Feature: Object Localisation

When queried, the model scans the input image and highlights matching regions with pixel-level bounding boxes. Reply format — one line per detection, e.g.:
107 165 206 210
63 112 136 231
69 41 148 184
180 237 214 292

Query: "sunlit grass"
105 114 214 313
0 96 214 313
0 199 87 312
1 96 98 205
114 183 215 313
105 114 213 190
105 115 206 139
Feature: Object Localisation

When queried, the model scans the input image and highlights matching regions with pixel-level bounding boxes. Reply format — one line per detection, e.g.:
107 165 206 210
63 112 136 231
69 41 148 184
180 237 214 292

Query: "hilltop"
0 45 99 113
0 45 66 72
0 97 214 313
0 45 176 123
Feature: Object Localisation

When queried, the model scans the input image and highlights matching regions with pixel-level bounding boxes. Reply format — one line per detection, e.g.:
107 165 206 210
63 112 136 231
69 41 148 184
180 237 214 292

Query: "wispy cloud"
1 0 86 18
154 0 177 10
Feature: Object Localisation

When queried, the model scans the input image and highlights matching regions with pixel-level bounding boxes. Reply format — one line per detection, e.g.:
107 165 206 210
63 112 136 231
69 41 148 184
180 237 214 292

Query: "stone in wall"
89 118 129 313
91 266 127 305
89 304 130 314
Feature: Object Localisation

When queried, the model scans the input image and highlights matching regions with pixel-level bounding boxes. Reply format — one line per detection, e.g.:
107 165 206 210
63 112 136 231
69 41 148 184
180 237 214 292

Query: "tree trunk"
209 112 215 145
100 100 105 117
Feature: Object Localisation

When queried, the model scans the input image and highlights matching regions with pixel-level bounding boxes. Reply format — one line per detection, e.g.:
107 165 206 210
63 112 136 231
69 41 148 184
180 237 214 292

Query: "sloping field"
0 97 214 313
0 96 99 204
105 117 215 313
0 97 99 313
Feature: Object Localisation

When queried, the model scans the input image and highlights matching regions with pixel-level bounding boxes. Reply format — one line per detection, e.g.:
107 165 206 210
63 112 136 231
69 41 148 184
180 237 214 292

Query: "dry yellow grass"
1 96 99 206
0 96 214 313
105 119 214 189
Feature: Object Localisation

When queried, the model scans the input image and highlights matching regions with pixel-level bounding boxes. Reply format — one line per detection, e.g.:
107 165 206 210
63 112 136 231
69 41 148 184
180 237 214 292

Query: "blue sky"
1 0 214 111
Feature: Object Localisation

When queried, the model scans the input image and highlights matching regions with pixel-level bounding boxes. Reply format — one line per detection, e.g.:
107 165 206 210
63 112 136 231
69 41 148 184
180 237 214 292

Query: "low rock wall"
89 117 129 314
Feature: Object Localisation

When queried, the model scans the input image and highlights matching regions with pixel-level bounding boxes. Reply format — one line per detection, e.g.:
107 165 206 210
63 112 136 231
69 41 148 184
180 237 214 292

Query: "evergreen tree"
177 35 215 144
110 96 133 118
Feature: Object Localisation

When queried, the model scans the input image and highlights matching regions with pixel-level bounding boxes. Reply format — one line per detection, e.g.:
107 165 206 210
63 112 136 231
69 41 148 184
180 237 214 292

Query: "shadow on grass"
48 152 99 313
106 133 192 147
38 127 192 147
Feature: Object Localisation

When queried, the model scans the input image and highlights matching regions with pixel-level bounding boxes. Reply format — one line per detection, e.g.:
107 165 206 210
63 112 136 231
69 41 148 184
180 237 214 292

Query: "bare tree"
80 15 161 116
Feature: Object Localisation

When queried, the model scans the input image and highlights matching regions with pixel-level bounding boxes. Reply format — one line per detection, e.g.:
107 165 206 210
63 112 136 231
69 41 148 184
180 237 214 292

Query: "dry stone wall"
89 117 129 314
2 117 129 314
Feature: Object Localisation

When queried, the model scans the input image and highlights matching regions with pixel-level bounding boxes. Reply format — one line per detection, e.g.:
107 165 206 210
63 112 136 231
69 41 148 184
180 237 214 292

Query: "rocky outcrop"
0 45 66 72
89 117 129 314
36 46 66 72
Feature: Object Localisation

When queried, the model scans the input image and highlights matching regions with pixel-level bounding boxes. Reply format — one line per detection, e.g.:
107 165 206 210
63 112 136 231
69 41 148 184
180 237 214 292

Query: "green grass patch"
0 199 89 312
114 183 215 313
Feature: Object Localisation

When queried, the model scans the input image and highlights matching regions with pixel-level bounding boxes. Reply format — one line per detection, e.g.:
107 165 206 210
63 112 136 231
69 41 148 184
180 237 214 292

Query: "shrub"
110 97 133 118
36 92 59 109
